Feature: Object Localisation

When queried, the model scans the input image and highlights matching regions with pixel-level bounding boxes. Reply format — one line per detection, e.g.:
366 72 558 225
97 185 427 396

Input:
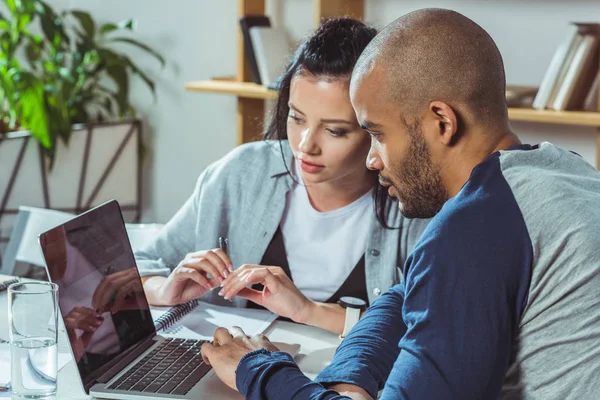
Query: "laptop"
38 200 244 399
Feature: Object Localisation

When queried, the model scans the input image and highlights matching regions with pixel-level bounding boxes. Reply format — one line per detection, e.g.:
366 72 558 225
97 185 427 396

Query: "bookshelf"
186 0 600 170
186 0 364 144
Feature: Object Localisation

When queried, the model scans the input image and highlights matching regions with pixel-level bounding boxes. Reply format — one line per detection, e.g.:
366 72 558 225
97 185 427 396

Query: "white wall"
56 0 239 222
49 0 599 222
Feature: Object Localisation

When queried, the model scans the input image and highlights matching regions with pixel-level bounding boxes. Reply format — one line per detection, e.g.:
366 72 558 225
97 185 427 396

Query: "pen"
218 236 228 254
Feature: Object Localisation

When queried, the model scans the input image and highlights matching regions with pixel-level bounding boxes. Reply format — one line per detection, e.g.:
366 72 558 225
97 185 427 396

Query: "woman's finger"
221 268 282 300
236 288 264 305
173 266 212 291
202 250 230 279
211 248 234 274
184 258 223 288
219 268 261 300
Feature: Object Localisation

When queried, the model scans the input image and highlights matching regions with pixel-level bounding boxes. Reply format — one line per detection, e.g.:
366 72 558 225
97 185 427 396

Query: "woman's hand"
156 249 233 306
219 264 315 323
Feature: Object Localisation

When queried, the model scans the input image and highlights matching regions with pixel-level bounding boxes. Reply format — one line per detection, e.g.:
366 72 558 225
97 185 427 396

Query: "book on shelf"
239 15 271 85
533 22 600 111
249 26 293 89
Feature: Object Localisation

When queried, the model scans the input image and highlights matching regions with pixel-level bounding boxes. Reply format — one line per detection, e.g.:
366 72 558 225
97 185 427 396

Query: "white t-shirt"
280 162 374 302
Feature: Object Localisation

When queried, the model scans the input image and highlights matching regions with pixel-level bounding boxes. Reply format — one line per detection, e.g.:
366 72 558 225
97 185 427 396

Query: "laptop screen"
39 200 155 387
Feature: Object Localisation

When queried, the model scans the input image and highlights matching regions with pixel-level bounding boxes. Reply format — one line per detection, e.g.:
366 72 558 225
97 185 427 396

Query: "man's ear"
429 101 458 146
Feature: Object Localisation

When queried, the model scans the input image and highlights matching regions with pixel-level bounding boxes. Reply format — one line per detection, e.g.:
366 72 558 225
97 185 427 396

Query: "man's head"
351 9 510 218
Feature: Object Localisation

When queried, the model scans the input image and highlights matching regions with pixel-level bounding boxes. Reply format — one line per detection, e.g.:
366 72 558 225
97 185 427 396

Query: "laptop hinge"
85 335 158 392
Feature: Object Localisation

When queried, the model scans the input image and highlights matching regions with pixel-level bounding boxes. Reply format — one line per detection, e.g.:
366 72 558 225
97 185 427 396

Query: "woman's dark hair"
263 17 396 228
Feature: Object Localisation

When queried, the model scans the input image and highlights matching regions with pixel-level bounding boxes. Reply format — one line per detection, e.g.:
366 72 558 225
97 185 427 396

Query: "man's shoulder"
417 153 530 251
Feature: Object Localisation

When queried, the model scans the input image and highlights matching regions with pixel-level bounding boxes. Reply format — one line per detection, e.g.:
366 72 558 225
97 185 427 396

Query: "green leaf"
100 23 118 35
19 78 51 148
108 37 165 67
105 65 129 116
25 42 41 64
118 19 136 31
5 0 17 13
70 10 95 38
17 13 31 30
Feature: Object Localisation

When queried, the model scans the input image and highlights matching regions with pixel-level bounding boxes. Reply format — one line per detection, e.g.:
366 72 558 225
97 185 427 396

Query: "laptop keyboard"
108 338 212 395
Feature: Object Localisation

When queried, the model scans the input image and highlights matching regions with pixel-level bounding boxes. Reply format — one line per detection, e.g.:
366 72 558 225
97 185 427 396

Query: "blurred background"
1 0 599 240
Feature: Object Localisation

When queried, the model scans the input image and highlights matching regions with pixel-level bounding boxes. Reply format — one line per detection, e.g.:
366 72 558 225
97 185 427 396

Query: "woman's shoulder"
204 140 292 180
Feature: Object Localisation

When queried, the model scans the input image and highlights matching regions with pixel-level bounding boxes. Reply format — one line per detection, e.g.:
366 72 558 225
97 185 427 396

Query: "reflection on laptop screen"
40 200 155 387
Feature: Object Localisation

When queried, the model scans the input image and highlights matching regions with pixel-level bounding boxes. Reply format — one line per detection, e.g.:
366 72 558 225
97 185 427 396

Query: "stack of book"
533 23 600 111
239 16 293 90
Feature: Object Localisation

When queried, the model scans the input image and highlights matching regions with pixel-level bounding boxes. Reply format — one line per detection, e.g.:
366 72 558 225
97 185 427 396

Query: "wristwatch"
338 296 367 339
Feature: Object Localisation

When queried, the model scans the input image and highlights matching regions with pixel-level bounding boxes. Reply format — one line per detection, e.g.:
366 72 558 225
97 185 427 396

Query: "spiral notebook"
150 299 278 341
0 277 19 293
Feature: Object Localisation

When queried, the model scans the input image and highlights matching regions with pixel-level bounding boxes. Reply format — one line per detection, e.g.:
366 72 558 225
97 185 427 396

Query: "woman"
137 18 429 335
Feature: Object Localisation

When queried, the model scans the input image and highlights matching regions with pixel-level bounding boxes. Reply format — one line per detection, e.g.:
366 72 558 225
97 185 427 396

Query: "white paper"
150 301 277 341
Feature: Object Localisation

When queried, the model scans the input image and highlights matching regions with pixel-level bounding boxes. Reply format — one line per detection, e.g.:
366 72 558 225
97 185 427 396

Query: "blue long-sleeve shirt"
236 144 600 399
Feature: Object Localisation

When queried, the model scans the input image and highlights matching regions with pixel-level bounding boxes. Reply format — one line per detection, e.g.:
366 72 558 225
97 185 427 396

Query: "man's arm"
236 286 407 399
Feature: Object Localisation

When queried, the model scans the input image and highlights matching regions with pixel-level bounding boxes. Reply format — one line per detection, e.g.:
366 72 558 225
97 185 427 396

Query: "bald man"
201 9 600 399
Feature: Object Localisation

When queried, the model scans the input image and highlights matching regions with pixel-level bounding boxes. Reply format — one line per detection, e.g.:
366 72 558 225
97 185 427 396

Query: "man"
201 8 600 399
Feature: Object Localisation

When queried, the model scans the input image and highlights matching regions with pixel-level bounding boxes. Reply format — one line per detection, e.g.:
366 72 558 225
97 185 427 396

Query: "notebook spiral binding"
0 278 19 293
154 299 200 332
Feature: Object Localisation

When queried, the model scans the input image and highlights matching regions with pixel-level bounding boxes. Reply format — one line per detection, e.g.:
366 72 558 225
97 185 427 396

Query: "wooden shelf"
185 80 278 100
508 107 600 127
185 80 600 128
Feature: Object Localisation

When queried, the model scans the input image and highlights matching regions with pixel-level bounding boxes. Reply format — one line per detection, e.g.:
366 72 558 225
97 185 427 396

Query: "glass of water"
8 282 59 399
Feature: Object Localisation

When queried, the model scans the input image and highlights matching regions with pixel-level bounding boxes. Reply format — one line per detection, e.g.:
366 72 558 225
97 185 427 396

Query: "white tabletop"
0 278 340 399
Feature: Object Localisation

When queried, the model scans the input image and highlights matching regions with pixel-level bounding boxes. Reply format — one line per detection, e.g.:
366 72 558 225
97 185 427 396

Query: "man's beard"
388 122 448 219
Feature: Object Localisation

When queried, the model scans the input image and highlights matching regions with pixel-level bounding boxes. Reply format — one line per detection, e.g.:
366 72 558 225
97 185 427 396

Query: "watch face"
339 296 367 309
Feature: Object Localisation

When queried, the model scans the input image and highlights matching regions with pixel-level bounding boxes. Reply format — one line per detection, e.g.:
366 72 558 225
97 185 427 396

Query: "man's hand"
219 265 315 323
157 249 233 306
200 327 279 391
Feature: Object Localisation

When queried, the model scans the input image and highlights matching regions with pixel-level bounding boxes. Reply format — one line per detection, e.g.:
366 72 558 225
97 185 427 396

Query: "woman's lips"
299 159 324 174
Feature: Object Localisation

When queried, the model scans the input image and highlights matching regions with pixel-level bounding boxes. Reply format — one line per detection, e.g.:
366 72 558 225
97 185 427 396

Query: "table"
0 278 340 399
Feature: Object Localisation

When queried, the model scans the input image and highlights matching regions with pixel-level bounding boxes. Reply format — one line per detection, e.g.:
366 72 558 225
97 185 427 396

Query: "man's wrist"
236 348 271 372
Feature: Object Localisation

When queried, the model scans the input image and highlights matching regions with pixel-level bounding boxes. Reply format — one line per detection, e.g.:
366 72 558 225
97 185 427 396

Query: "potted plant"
0 0 164 248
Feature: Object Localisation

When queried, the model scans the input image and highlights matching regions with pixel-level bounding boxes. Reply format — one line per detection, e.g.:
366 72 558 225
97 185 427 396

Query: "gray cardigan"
135 140 429 307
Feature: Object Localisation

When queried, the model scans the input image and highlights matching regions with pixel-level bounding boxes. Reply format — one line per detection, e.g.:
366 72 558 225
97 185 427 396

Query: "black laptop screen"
40 201 155 387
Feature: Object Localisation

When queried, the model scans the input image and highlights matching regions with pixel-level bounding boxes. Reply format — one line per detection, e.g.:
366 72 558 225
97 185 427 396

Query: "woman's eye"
326 129 347 137
288 115 303 124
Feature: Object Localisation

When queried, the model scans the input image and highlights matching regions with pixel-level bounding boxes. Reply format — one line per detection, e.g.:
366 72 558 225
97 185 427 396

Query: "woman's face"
287 73 371 187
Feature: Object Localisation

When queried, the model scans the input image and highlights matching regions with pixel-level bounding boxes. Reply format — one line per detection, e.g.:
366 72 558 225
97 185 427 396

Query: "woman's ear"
429 101 458 146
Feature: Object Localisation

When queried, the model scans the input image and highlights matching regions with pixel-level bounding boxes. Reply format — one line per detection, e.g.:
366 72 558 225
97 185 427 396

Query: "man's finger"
230 326 247 339
213 327 233 345
200 342 215 365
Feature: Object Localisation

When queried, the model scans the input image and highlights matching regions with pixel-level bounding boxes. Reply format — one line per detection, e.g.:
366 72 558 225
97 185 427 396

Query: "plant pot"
0 119 143 254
